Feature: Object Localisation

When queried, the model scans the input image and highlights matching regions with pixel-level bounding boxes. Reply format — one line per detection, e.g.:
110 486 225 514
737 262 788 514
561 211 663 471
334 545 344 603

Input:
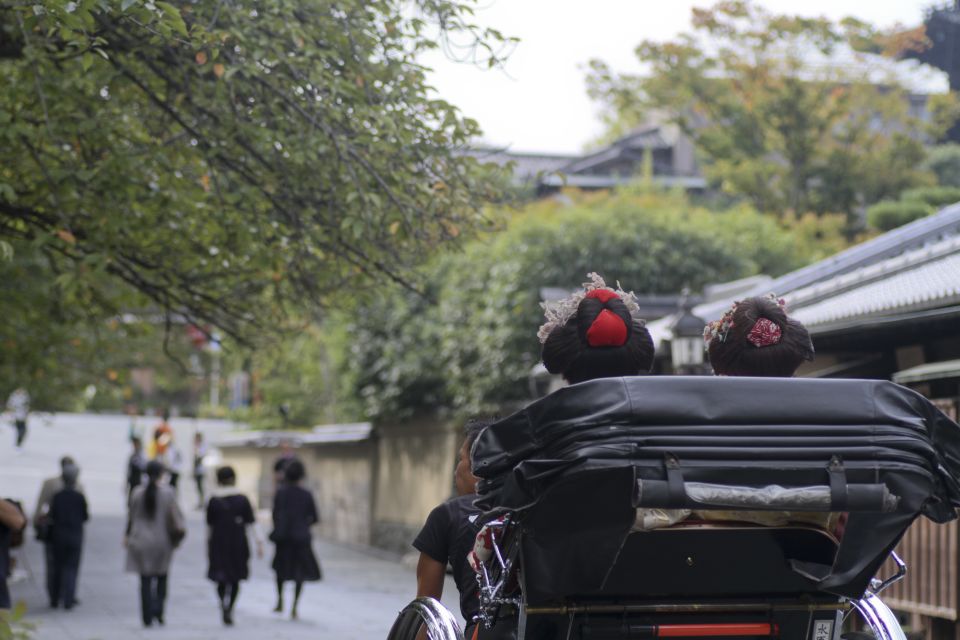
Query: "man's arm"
33 479 54 527
415 552 446 600
0 499 26 531
415 552 447 640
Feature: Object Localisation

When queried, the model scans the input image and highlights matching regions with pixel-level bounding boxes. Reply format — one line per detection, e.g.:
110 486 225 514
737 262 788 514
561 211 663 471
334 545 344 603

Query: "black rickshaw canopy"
471 377 960 600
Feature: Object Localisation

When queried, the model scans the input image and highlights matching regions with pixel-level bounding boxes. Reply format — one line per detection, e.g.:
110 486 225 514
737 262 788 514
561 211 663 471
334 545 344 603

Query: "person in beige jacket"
125 460 185 627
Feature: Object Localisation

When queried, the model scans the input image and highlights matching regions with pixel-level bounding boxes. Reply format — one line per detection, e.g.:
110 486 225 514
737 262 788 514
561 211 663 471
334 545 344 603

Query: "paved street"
0 413 461 640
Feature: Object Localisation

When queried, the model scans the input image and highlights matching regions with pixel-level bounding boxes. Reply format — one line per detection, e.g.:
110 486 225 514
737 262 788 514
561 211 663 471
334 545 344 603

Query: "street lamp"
670 291 706 375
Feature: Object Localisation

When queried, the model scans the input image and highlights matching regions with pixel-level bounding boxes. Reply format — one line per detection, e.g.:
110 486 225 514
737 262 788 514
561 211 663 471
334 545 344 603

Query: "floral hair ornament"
703 293 787 348
703 303 737 346
537 272 643 344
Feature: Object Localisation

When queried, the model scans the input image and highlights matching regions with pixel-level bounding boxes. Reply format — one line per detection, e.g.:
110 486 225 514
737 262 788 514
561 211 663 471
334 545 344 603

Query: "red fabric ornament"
585 289 620 303
586 309 628 347
747 318 782 347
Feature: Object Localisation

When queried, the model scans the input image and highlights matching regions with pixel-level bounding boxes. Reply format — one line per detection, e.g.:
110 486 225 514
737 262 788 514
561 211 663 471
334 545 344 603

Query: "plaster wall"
372 418 459 553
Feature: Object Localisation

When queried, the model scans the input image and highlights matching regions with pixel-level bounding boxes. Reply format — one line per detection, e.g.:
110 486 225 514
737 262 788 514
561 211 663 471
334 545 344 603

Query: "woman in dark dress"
206 466 261 626
270 459 321 619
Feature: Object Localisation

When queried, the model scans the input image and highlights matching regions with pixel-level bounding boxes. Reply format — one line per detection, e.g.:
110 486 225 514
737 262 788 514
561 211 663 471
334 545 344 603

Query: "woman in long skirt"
206 466 261 625
270 459 321 619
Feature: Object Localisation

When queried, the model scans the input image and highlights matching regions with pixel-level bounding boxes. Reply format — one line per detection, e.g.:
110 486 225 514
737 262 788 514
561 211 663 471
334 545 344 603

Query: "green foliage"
0 0 513 400
778 212 853 263
861 183 960 233
0 601 34 640
233 322 351 429
586 1 949 227
866 200 933 232
899 186 960 208
338 187 842 420
923 144 960 187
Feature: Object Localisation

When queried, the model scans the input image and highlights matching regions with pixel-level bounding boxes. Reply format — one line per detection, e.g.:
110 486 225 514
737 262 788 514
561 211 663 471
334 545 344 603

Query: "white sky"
422 1 946 154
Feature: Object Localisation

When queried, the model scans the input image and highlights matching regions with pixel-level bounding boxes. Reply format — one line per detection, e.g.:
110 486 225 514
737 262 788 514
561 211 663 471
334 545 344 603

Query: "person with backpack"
0 498 26 610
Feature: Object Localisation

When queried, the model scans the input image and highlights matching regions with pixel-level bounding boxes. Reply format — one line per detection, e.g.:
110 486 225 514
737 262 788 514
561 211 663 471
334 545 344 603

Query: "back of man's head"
61 463 80 488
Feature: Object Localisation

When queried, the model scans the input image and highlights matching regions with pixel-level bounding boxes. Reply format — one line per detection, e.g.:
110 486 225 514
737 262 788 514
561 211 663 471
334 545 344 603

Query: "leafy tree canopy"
1 0 513 401
338 186 848 420
586 1 958 226
923 144 960 188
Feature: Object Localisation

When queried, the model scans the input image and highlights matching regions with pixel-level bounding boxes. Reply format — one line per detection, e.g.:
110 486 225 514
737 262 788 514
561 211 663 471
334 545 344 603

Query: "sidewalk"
2 413 462 640
10 512 460 640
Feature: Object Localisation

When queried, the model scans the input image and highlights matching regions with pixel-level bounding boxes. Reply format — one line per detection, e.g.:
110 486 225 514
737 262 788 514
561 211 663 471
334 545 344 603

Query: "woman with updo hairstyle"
704 294 814 377
700 296 841 533
539 273 655 383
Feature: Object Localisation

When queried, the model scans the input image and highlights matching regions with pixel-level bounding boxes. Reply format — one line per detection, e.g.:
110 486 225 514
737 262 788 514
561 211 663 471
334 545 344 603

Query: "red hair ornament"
746 318 782 348
586 309 628 346
584 290 629 347
585 288 620 304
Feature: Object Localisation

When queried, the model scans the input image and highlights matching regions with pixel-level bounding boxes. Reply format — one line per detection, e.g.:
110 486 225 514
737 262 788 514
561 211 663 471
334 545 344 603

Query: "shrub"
338 187 847 419
923 144 960 188
899 186 960 209
866 200 934 232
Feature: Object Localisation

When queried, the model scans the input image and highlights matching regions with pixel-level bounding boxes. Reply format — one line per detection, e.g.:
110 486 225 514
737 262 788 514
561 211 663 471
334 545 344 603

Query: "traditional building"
652 203 960 640
475 123 706 196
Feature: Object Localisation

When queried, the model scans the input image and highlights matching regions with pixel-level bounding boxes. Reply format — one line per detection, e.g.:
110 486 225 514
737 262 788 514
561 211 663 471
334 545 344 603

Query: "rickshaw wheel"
386 597 463 640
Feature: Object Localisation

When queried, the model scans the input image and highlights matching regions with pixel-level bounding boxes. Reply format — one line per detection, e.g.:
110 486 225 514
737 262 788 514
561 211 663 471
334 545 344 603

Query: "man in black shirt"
49 463 88 610
413 419 490 638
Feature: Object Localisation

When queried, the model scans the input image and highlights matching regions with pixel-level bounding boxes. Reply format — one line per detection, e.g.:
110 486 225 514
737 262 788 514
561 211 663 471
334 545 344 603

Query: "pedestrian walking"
270 460 320 619
125 460 186 627
6 387 30 450
147 409 172 461
206 466 262 626
193 433 208 509
0 499 26 611
272 440 297 490
48 463 88 610
163 441 183 491
126 437 147 504
126 404 143 444
34 456 85 608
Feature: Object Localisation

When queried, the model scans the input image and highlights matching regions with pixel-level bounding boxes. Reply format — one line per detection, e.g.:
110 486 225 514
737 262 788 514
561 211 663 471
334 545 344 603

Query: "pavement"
0 413 462 640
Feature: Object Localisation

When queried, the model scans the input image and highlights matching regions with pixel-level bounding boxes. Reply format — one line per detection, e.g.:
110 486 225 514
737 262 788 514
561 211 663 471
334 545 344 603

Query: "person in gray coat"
125 460 185 627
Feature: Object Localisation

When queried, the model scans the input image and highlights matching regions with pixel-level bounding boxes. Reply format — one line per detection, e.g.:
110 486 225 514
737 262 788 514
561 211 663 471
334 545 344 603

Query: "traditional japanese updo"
704 294 814 377
539 273 655 384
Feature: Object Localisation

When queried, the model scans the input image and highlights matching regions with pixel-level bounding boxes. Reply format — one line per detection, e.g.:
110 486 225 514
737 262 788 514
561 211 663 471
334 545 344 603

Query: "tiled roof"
648 203 960 346
216 423 373 448
467 148 577 182
789 235 960 330
692 202 960 324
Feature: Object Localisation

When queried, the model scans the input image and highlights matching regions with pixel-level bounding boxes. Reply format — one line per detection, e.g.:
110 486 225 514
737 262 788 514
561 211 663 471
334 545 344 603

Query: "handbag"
165 502 186 548
35 515 52 543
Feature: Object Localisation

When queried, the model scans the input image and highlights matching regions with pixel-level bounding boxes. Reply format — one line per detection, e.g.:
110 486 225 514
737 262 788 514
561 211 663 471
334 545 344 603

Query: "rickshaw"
388 377 960 640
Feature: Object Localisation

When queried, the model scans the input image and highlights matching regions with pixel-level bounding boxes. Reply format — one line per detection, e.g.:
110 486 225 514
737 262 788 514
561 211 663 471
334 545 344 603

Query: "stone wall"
371 416 459 553
310 443 375 546
219 440 375 546
217 418 459 553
